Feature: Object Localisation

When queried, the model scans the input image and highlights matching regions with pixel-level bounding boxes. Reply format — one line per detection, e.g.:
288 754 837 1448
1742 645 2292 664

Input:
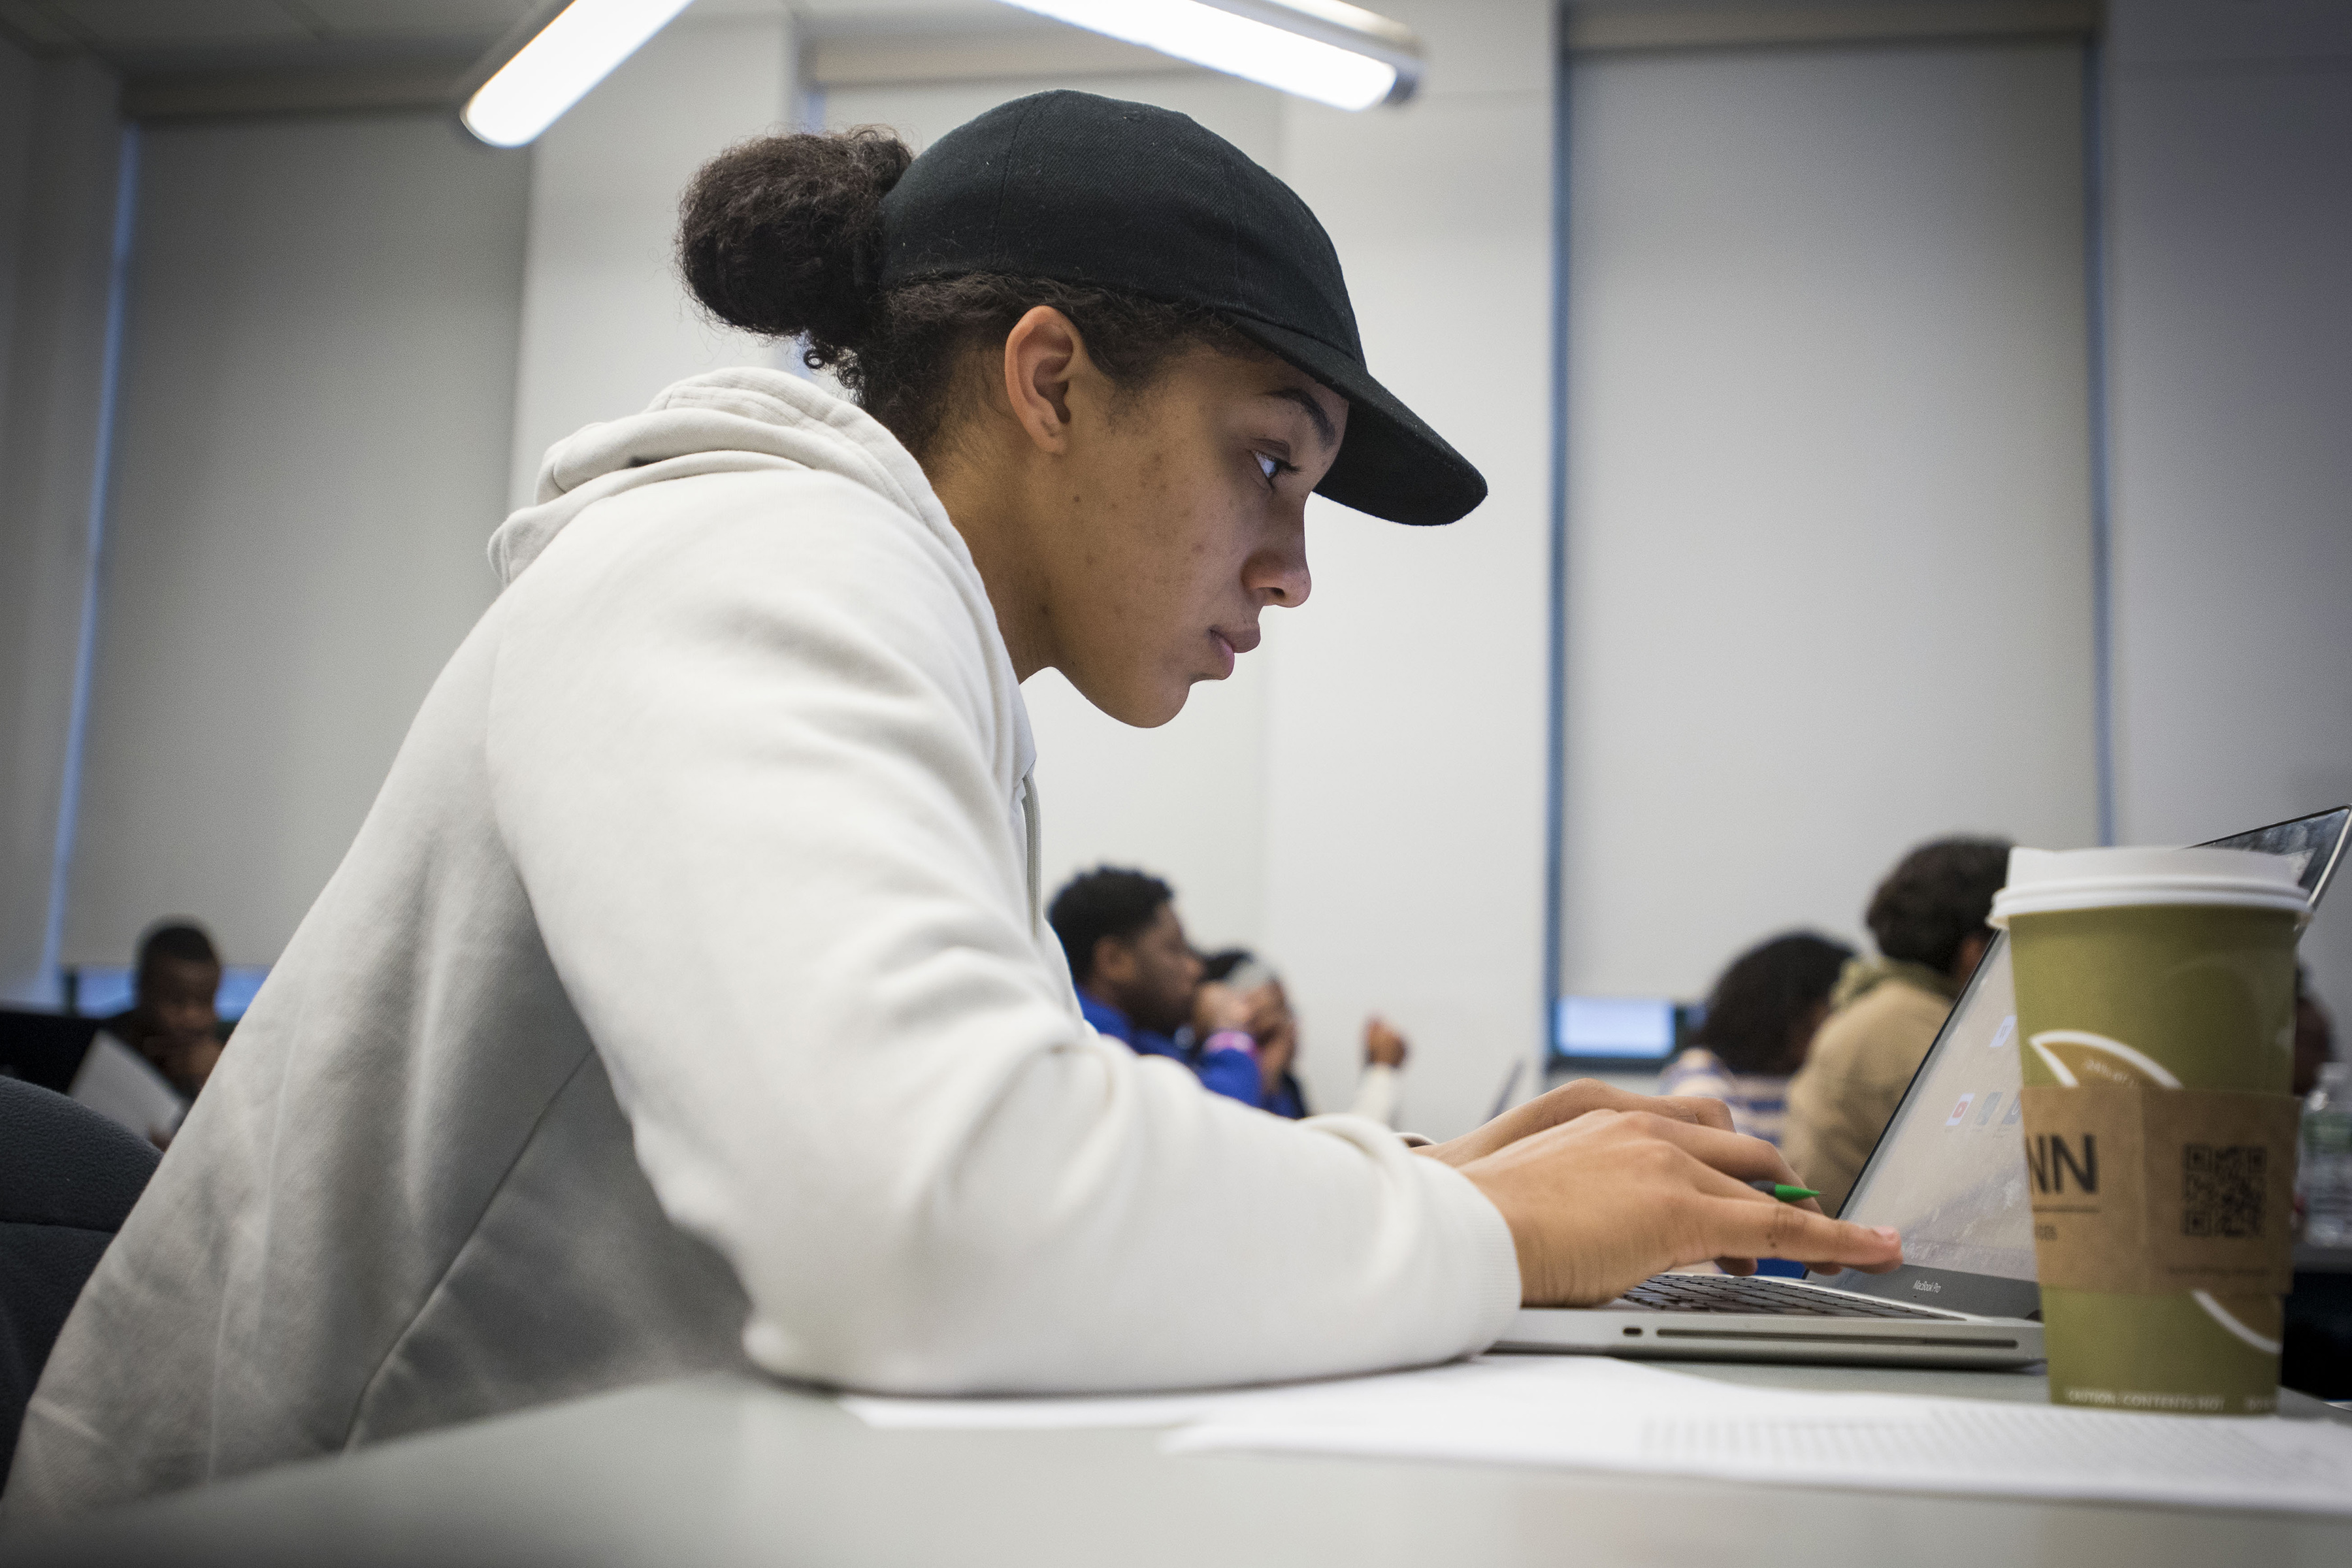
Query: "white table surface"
5 1360 2349 1568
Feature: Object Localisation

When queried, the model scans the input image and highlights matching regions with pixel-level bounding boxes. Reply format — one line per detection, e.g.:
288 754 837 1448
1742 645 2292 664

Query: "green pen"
1748 1181 1820 1203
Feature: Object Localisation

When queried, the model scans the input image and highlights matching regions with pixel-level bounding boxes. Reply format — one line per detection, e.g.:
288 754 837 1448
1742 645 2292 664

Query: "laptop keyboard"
1614 1273 1965 1321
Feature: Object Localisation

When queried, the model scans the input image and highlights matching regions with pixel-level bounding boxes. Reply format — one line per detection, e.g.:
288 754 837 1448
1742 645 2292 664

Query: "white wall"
2104 0 2352 1029
1266 0 1558 1134
819 71 1286 964
1557 39 2100 1007
505 6 795 509
61 115 529 967
0 50 124 1002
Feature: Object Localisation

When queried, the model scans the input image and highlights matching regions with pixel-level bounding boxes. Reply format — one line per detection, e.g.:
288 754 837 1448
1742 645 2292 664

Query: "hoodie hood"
1829 955 1961 1013
488 367 1037 792
489 368 951 585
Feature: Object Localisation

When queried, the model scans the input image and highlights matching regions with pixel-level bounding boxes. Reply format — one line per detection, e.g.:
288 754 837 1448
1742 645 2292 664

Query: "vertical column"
2104 0 2352 1023
0 59 126 1004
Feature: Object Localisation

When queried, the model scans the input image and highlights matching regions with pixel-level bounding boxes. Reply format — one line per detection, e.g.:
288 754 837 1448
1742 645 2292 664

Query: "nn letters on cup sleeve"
2018 1086 2298 1294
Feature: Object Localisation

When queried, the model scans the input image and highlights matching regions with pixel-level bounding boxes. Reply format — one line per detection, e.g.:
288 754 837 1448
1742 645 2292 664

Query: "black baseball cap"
876 91 1486 527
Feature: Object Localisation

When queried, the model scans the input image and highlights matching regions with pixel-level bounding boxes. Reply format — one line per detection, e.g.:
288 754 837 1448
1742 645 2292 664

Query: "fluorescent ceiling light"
462 0 698 148
997 0 1424 111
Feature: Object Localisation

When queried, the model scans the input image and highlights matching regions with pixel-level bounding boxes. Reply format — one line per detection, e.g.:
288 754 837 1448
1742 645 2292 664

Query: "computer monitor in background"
1550 994 1703 1073
60 964 270 1021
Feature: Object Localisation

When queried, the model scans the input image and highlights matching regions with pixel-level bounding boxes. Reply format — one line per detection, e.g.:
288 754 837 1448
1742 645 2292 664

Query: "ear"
1953 929 1992 980
1091 933 1136 990
1000 306 1089 457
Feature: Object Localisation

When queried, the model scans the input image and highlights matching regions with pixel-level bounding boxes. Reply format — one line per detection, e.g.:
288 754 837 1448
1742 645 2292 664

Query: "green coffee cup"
1993 846 2305 1416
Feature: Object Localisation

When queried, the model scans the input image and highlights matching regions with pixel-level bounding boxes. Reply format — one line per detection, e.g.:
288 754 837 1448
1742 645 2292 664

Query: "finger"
1678 1150 1799 1207
1512 1081 1602 1128
1455 1081 1685 1167
1694 1190 1903 1271
1615 1138 1858 1276
1509 1083 1719 1145
1663 1151 1900 1267
1648 1094 1736 1134
1551 1083 1733 1134
1616 1112 1806 1187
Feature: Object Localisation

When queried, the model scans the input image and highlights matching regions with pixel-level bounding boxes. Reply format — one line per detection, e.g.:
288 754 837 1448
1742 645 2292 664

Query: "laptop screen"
1826 806 2349 1316
1837 937 2034 1281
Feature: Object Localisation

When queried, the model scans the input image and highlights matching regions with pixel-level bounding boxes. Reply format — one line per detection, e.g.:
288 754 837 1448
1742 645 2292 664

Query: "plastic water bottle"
2304 1062 2352 1248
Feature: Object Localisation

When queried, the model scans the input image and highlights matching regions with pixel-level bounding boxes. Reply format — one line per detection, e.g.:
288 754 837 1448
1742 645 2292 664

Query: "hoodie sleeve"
484 468 1520 1394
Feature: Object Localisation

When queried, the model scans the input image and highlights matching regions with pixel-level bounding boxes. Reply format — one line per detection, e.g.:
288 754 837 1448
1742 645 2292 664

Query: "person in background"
1195 949 1409 1126
1046 867 1265 1109
68 921 223 1147
1659 932 1855 1149
1782 837 2012 1213
2296 965 2338 1100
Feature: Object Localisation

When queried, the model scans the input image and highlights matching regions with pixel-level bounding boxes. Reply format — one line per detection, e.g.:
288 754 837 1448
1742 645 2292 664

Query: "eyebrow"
1267 387 1338 453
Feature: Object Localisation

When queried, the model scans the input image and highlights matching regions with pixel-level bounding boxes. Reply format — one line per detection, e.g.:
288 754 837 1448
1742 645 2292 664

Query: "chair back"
0 1075 160 1484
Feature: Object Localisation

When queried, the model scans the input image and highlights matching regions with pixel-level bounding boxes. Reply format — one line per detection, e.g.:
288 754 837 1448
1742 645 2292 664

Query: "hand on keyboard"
1453 1109 1905 1307
1415 1077 1742 1169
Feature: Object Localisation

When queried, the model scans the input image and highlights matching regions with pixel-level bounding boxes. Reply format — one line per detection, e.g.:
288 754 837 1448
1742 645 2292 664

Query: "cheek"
1053 430 1259 723
1154 455 1256 594
1090 448 1241 616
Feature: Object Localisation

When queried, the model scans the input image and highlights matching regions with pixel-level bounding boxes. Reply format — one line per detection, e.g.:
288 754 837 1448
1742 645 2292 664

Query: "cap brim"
1228 318 1488 527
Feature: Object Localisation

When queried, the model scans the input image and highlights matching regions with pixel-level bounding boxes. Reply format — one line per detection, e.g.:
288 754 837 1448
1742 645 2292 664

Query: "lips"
1215 624 1263 655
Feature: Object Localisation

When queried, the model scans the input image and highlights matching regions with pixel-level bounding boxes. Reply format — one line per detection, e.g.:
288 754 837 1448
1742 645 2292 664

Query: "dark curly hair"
1047 866 1175 986
1866 836 2013 975
1691 932 1855 1075
678 127 1254 462
136 919 218 981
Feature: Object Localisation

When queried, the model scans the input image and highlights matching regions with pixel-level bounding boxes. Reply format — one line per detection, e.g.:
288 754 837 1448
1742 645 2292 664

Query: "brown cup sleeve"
2019 1086 2298 1294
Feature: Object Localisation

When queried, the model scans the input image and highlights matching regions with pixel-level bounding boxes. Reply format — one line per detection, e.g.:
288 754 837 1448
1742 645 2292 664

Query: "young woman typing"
9 93 1897 1516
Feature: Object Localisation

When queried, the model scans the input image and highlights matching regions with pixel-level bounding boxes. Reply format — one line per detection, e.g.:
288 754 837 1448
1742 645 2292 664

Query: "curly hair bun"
678 127 913 350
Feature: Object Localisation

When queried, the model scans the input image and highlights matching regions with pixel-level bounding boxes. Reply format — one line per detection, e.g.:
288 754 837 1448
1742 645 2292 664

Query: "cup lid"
1990 845 2308 925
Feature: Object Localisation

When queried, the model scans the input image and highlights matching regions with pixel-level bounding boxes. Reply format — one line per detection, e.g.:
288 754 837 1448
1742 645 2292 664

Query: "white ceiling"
0 0 1016 71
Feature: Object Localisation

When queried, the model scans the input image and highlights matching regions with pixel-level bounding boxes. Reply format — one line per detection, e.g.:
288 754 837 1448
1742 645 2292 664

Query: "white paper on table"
838 1391 1228 1429
1162 1356 2352 1517
835 1357 1558 1431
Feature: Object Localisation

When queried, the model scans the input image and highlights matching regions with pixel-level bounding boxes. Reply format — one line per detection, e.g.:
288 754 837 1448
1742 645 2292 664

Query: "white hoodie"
6 370 1518 1516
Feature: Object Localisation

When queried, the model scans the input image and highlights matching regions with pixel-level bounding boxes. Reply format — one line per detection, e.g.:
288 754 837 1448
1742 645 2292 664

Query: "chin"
1062 661 1194 728
1120 685 1191 729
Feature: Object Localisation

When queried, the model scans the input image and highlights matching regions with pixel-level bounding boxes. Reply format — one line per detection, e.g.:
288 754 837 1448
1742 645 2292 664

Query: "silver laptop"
1495 805 2351 1369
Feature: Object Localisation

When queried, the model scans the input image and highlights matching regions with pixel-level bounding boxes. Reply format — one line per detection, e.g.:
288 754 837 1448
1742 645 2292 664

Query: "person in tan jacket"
1783 838 2012 1214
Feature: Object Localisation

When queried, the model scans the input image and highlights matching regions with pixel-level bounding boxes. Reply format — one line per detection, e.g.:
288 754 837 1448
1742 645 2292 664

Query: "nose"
1246 512 1311 609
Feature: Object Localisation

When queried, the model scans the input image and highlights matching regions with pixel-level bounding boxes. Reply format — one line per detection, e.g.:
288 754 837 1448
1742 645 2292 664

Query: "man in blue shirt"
1047 867 1266 1109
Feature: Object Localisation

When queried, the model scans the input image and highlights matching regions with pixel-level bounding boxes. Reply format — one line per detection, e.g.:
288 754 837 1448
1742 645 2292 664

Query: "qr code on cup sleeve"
2182 1144 2264 1239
